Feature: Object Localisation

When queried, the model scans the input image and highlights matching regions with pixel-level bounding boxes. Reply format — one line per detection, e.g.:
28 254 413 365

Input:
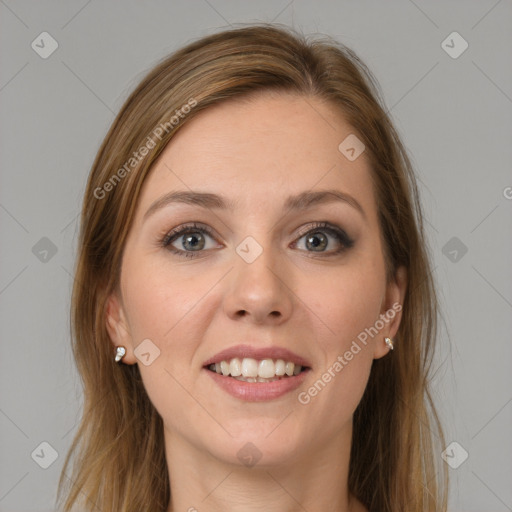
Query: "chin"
204 426 305 469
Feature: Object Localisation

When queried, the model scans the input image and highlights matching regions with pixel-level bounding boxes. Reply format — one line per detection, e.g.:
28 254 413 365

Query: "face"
106 92 406 468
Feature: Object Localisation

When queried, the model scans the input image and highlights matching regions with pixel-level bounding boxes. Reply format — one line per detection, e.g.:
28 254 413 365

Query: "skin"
106 91 407 512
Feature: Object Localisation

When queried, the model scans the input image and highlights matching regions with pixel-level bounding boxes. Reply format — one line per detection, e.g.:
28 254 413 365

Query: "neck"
164 422 364 512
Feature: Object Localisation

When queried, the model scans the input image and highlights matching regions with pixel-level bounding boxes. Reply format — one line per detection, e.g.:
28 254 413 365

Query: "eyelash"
160 221 354 259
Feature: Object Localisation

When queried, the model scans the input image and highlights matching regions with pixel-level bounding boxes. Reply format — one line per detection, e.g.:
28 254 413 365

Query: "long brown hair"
57 24 448 511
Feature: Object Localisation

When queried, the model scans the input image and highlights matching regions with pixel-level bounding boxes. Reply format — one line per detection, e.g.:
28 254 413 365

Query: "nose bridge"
224 233 293 323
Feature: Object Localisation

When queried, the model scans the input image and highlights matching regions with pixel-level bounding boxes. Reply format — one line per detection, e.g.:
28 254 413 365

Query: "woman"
57 24 448 512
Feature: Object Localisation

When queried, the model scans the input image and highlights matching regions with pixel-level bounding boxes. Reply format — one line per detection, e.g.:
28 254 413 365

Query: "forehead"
136 92 377 219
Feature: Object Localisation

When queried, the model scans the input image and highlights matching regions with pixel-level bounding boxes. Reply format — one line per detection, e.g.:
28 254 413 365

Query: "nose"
223 244 294 325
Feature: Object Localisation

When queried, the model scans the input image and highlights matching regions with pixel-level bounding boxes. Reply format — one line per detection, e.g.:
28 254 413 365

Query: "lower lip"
204 368 310 402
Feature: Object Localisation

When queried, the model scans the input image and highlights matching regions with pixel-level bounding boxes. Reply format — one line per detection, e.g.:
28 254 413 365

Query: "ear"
105 291 136 364
373 265 407 359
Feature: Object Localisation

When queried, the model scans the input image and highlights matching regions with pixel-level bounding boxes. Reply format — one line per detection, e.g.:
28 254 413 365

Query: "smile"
208 357 306 382
204 358 310 401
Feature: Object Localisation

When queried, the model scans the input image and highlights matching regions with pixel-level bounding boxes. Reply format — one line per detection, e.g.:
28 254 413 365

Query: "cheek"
121 255 208 345
310 259 386 349
296 258 385 424
119 256 209 428
120 253 218 398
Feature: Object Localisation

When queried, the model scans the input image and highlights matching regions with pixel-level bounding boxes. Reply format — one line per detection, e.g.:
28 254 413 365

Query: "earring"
384 337 394 350
115 346 126 363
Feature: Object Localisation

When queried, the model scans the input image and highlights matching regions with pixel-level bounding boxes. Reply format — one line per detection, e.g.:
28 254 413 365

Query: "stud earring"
115 346 126 363
384 337 394 350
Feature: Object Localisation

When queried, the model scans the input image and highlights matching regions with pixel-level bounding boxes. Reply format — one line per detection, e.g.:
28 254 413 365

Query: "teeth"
241 357 258 377
208 357 304 379
275 359 286 376
220 360 230 376
229 357 242 377
232 375 282 383
258 359 275 378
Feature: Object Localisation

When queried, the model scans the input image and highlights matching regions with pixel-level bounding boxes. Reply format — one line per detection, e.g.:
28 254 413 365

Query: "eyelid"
295 221 339 239
292 221 354 251
161 222 219 246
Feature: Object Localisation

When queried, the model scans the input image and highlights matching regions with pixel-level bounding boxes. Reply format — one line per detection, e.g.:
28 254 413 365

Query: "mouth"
203 354 311 402
205 357 310 383
202 344 312 401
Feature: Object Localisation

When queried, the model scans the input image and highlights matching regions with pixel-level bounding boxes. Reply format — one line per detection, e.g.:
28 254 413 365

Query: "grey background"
0 1 511 511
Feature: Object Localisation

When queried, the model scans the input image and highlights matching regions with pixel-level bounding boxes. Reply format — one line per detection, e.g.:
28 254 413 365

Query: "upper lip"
203 344 311 368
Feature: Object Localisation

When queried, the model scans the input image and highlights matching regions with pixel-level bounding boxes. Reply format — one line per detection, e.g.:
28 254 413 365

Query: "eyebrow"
143 188 366 221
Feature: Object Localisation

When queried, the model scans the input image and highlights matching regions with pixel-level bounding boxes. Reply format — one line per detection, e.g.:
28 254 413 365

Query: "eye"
161 223 220 258
292 222 354 255
160 221 354 259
